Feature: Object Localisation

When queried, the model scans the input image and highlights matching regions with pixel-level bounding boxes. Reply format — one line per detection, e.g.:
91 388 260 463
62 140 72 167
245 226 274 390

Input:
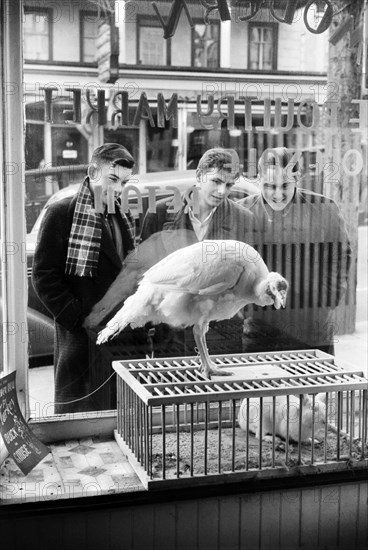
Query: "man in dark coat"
238 147 351 355
32 143 136 413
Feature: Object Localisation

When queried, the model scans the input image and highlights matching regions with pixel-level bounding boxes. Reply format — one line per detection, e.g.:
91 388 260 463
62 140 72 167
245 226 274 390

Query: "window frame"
79 9 99 65
136 14 171 67
23 6 53 62
191 19 221 69
247 21 278 71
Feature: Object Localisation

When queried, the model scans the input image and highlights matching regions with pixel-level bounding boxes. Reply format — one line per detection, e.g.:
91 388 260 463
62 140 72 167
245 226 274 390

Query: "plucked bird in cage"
238 393 328 444
96 239 288 378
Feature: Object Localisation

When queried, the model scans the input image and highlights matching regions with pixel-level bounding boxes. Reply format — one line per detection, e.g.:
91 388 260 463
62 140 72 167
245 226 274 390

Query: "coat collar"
167 188 235 240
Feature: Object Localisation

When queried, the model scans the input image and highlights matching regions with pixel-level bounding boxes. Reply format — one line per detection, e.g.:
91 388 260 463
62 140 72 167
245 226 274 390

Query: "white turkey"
96 239 288 377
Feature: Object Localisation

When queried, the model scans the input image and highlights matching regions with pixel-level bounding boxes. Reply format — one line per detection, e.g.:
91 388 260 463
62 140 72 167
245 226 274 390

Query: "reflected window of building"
146 112 178 172
248 23 277 70
80 11 98 63
25 102 45 171
51 127 88 172
104 127 140 170
24 8 52 61
137 17 170 66
192 22 219 68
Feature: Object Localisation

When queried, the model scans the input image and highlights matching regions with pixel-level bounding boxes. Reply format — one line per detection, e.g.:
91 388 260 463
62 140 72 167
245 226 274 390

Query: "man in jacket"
141 147 256 242
238 147 351 355
32 143 136 413
140 147 256 358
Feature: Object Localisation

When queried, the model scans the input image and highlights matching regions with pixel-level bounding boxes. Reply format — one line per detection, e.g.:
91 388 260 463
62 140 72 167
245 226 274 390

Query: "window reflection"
138 19 168 66
80 12 98 63
17 1 364 418
248 24 276 70
24 8 51 61
192 23 219 68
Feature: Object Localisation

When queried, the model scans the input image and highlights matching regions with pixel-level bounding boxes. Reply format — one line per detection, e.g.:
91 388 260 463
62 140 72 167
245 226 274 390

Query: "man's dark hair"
90 143 135 169
197 148 240 179
258 147 301 176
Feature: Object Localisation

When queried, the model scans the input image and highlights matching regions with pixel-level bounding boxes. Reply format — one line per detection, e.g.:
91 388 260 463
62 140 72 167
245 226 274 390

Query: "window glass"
51 127 88 168
193 23 219 68
24 10 50 61
0 199 3 378
104 127 140 169
146 117 178 172
81 14 98 62
14 2 364 426
249 24 275 70
138 24 167 65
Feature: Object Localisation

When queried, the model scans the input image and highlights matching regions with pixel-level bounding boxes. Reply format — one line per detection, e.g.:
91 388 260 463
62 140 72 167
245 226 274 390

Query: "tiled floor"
0 436 144 505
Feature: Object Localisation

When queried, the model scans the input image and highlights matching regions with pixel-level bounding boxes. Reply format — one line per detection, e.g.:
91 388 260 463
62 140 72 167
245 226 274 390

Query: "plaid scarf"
65 179 136 277
65 178 102 277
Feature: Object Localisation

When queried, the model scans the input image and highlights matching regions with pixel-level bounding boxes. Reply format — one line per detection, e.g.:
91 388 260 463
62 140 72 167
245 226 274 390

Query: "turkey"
96 239 289 377
84 229 197 329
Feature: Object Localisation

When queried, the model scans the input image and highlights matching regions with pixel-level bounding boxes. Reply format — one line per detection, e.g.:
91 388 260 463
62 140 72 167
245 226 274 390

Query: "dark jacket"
141 190 256 243
238 189 352 352
32 192 135 413
139 191 257 361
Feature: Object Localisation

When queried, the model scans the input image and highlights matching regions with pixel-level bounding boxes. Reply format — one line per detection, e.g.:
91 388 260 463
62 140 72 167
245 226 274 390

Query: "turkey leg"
193 323 233 378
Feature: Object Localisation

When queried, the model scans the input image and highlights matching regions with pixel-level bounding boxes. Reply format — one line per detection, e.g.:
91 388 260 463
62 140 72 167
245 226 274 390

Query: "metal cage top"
113 350 368 405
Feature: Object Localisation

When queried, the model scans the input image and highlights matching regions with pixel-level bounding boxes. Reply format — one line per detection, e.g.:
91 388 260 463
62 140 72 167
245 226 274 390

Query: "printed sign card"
0 372 49 475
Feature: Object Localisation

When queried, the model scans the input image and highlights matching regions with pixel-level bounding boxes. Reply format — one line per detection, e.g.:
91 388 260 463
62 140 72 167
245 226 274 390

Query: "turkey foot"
193 326 233 378
201 361 233 378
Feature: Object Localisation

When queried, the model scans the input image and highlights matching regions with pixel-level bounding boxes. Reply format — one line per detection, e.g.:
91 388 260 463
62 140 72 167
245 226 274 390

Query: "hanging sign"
152 0 194 40
153 0 335 38
97 14 119 84
0 372 49 475
329 16 353 45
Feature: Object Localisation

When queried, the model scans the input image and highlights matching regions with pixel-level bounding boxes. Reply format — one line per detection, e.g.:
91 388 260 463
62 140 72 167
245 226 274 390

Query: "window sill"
1 427 367 511
0 432 144 506
118 64 327 77
24 60 97 68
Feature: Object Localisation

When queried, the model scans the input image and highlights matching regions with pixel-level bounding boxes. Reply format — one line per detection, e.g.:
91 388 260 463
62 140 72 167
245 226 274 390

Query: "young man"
139 147 256 358
238 147 351 354
32 143 136 413
141 147 255 243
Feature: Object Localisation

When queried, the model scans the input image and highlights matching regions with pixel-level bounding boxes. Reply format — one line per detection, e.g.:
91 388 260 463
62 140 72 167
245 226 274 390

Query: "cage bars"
113 351 368 490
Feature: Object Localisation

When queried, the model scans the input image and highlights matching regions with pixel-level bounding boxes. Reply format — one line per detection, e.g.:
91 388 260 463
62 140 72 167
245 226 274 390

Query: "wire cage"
113 350 368 490
88 319 244 409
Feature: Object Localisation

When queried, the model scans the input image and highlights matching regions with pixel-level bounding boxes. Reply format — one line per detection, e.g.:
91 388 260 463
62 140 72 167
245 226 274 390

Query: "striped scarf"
65 179 135 277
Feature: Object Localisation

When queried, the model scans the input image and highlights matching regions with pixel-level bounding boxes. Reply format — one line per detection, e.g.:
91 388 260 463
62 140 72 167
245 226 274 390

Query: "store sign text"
41 87 368 135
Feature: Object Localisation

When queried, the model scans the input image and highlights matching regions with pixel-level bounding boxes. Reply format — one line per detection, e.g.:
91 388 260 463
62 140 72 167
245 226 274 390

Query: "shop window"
80 11 98 63
51 127 88 170
23 8 52 61
104 127 140 170
137 17 170 66
146 115 178 172
25 123 44 171
248 23 277 71
192 22 220 68
26 101 45 122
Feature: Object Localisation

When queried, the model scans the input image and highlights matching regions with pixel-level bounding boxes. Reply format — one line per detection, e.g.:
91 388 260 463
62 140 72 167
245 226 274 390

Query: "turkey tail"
96 292 137 345
84 230 194 329
85 268 139 329
96 283 154 345
96 313 129 345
